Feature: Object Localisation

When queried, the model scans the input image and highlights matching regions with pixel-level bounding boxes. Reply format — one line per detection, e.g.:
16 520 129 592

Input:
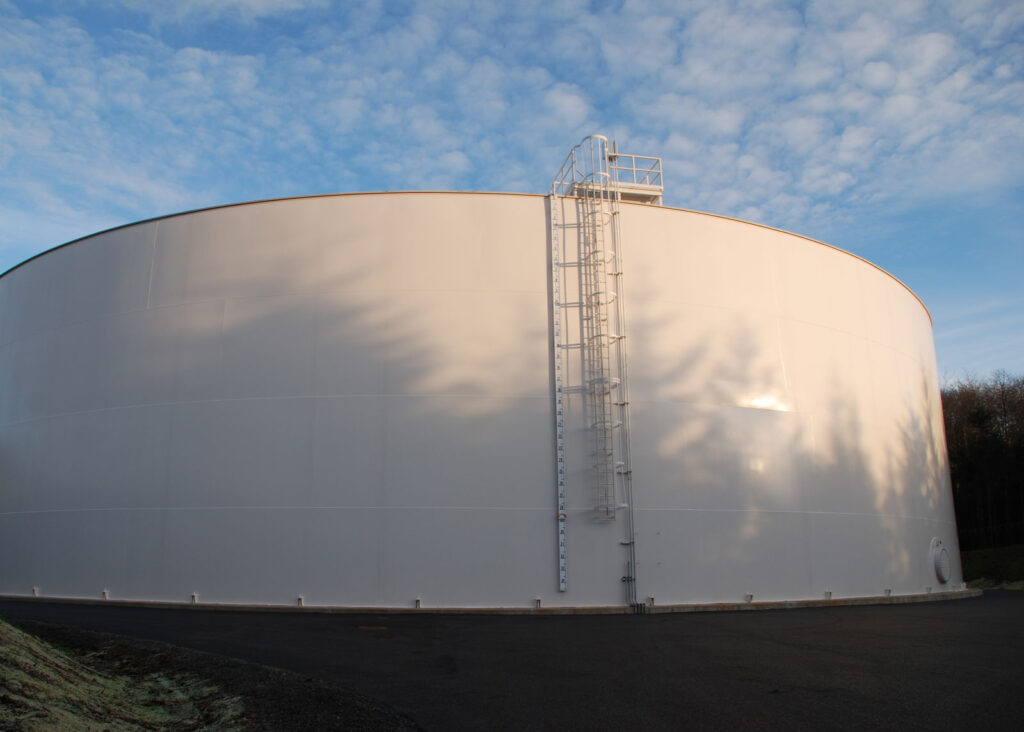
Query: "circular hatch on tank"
930 537 952 584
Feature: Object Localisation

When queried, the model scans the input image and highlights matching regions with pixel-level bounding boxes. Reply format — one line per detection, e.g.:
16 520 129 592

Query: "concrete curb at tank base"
640 587 983 614
0 588 981 616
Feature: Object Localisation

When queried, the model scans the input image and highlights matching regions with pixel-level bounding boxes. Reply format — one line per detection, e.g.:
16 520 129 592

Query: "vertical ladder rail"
605 150 639 608
549 193 569 592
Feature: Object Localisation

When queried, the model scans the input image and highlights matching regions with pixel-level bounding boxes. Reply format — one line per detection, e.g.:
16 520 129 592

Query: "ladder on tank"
549 135 662 602
577 173 621 521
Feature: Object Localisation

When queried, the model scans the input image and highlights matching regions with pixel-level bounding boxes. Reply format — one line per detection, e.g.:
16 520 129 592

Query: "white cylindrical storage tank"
0 191 964 609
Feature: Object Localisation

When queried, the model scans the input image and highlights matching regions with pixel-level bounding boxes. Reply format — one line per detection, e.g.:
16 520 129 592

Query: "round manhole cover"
930 537 951 584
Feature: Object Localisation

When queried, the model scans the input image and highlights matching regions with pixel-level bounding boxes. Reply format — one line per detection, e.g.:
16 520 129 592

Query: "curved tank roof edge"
0 191 539 280
0 190 931 324
651 201 932 325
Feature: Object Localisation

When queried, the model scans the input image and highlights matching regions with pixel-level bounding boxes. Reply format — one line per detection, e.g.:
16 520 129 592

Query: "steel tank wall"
620 204 963 603
0 193 576 608
0 192 962 608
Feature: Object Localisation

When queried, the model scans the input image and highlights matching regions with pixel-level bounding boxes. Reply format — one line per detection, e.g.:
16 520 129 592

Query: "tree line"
941 371 1024 550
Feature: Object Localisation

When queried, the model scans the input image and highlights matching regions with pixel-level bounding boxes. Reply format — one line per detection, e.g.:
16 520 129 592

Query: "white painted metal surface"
0 191 965 609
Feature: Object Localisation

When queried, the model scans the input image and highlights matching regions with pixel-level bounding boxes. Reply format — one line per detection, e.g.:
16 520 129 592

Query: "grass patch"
0 616 245 730
1 617 421 730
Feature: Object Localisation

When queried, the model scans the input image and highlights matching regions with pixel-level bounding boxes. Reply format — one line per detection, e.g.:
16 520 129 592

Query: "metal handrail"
609 154 663 188
552 134 663 202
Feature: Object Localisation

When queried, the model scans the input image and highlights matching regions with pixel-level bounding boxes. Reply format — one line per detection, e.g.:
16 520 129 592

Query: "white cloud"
106 0 331 24
543 84 590 128
862 61 896 91
836 125 876 164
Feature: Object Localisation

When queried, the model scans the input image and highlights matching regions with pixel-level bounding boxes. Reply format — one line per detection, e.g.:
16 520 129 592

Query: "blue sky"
1 0 1021 379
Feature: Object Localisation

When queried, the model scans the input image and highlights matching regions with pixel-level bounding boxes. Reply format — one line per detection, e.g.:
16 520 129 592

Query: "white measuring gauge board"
550 194 568 592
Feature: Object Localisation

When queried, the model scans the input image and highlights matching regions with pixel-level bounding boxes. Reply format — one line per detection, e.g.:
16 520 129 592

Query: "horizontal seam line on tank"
0 508 960 524
636 507 955 522
0 505 559 516
1 393 553 426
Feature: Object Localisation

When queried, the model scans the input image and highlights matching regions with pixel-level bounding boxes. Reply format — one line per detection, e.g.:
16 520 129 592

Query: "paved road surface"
2 593 1021 730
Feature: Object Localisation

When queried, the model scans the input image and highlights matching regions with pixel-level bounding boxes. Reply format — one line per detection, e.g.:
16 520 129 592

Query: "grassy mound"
0 616 243 730
1 617 420 731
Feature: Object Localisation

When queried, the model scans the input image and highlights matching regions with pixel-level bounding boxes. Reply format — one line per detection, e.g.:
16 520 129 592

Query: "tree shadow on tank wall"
0 199 559 607
627 309 960 603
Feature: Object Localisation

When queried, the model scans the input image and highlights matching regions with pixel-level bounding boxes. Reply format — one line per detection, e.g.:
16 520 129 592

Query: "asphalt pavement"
2 592 1021 730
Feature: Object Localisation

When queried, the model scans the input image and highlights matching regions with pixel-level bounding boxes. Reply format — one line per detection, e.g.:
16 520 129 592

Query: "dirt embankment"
0 617 419 731
1 615 241 729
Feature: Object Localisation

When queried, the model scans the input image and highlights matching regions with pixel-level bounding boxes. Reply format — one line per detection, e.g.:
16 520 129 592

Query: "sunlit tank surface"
0 192 964 609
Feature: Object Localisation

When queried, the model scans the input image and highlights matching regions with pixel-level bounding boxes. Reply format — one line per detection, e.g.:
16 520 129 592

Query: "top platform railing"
551 135 663 204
